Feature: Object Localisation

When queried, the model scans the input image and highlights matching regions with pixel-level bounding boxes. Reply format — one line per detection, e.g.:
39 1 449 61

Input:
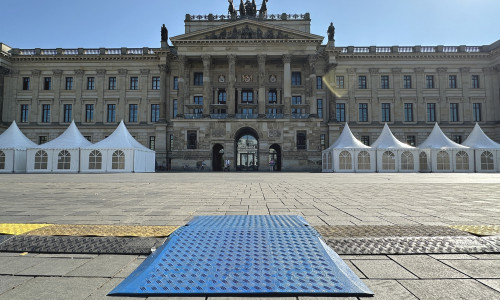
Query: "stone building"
0 1 499 171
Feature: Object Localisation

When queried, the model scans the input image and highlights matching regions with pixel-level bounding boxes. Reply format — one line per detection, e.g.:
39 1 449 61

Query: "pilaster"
52 69 62 123
159 64 170 122
282 54 291 117
31 70 41 123
177 55 186 117
117 69 127 122
257 54 266 117
308 55 317 117
202 55 211 117
227 54 236 117
96 69 106 123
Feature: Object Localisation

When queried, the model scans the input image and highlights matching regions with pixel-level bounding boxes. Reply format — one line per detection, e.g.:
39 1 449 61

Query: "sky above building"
2 0 500 49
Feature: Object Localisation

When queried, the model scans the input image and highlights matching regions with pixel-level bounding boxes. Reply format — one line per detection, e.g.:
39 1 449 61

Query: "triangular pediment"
171 19 324 44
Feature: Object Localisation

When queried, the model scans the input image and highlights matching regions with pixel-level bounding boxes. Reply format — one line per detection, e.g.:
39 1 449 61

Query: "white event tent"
322 123 375 173
80 121 155 173
417 123 474 173
0 121 37 173
371 124 419 173
462 123 500 172
26 121 92 173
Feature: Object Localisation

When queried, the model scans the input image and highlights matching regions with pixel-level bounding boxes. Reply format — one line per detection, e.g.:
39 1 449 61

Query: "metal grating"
25 224 179 238
0 224 53 235
315 225 471 238
0 235 12 245
449 225 500 237
110 215 373 297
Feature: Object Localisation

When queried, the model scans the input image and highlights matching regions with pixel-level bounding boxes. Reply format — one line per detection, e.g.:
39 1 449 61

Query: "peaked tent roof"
33 121 92 149
327 123 370 150
418 123 469 149
371 123 415 149
462 123 500 149
84 121 153 152
0 121 37 150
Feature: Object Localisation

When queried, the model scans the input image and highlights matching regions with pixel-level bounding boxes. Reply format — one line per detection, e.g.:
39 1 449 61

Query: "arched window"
419 152 428 171
0 151 5 169
455 151 469 171
382 151 396 170
401 151 414 170
338 151 352 170
322 153 327 169
480 151 494 171
34 150 48 170
328 152 333 170
358 151 371 170
112 150 125 170
89 150 102 170
57 150 71 170
437 151 450 170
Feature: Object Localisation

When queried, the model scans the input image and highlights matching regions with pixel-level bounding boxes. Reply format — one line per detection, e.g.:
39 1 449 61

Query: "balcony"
266 114 284 119
291 114 310 119
235 114 258 119
184 114 203 119
210 114 228 119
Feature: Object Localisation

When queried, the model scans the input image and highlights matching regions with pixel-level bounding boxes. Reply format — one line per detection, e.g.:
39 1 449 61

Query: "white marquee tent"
462 123 500 172
322 123 376 173
0 121 37 173
80 121 155 173
418 123 474 173
26 121 92 173
371 124 419 173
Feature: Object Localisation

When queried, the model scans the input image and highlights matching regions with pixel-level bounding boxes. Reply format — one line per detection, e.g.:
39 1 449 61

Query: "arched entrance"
235 127 259 171
212 144 224 171
269 144 282 171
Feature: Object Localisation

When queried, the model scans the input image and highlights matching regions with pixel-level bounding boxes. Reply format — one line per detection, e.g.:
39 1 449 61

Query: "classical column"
140 69 150 122
282 54 291 116
460 67 471 121
96 69 106 123
392 68 401 121
257 54 266 117
31 70 41 123
117 69 127 122
308 55 317 117
437 67 448 121
414 67 425 122
177 55 186 117
52 69 62 123
202 55 211 117
227 54 236 117
158 64 170 122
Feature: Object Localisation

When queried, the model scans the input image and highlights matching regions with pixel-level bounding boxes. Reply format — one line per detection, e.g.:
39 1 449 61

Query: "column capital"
158 64 170 73
228 54 236 65
0 66 9 76
202 55 211 67
257 54 266 65
282 54 291 64
177 55 187 64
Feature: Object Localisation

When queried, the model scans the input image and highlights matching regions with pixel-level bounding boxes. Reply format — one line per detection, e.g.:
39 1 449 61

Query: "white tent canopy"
418 123 473 173
80 121 155 173
371 124 419 172
26 121 92 173
322 123 375 173
0 121 37 173
463 123 500 172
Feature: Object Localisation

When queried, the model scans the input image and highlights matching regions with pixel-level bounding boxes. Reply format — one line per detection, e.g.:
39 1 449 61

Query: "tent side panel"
0 149 15 173
13 149 27 173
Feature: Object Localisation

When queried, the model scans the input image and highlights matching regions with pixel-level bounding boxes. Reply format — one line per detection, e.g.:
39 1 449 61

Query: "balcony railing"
266 114 284 119
210 114 228 119
291 114 309 119
235 114 258 119
184 114 203 119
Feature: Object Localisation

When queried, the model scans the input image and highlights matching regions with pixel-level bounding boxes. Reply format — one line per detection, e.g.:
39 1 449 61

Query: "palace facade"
1 2 499 171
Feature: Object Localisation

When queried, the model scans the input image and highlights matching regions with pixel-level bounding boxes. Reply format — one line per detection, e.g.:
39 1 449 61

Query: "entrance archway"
235 127 259 171
212 144 224 171
269 144 282 171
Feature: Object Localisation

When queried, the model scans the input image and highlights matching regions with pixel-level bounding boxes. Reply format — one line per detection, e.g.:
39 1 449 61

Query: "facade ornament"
282 54 291 64
239 0 245 16
257 54 266 65
73 69 84 76
118 69 128 76
177 55 187 65
161 24 168 42
347 68 356 74
437 67 448 74
140 69 150 76
228 0 237 18
158 64 170 73
32 70 41 76
227 54 236 66
414 67 425 74
391 68 402 74
202 55 211 68
460 67 470 73
52 69 63 76
369 68 379 74
0 66 9 75
325 63 337 73
308 55 317 74
96 69 107 76
269 74 277 83
327 22 335 41
259 0 268 17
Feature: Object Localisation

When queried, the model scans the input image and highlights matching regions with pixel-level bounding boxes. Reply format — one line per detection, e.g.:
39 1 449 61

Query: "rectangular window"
317 99 323 118
85 104 94 122
359 103 368 122
452 135 462 144
403 75 412 89
129 104 138 122
381 75 389 89
381 103 391 122
107 104 116 122
336 103 345 122
472 75 480 89
426 75 434 89
87 77 95 90
152 76 160 90
65 77 73 90
268 90 277 104
41 104 51 123
291 72 302 86
316 76 323 89
22 77 30 90
361 136 370 146
130 77 139 90
404 103 414 122
358 76 367 89
320 134 326 149
173 99 178 118
109 77 117 90
450 103 459 122
194 96 203 105
427 103 436 122
43 77 51 90
218 90 227 104
63 104 72 123
242 91 253 103
336 76 344 89
149 136 156 150
296 131 307 150
406 135 416 146
173 76 179 90
193 72 203 86
169 134 174 151
151 104 160 122
292 96 302 105
449 75 457 89
473 103 482 122
187 131 197 149
20 104 29 123
39 136 48 145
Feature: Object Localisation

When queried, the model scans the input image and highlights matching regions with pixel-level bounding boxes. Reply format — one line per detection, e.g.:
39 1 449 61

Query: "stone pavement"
0 172 500 299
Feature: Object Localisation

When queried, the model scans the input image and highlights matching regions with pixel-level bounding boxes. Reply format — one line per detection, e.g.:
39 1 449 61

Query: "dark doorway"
269 144 282 171
235 127 259 171
212 144 224 171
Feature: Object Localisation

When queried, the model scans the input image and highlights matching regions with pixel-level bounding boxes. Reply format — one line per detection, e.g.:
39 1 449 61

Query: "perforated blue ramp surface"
109 216 373 297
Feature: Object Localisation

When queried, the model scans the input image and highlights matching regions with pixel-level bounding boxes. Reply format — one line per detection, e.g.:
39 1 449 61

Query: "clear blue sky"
2 0 499 49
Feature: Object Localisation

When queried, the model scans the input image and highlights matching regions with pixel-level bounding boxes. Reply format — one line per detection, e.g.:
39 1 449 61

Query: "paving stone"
0 276 33 295
399 279 500 300
363 279 418 300
351 260 417 279
0 256 43 275
17 258 89 276
67 255 137 277
429 254 476 260
114 257 146 278
470 253 500 260
441 259 500 278
388 255 468 279
85 278 146 300
478 279 500 293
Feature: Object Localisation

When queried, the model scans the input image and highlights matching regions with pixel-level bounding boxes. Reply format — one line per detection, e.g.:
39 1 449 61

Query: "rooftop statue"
161 24 168 42
327 22 335 41
259 0 268 16
239 0 245 16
